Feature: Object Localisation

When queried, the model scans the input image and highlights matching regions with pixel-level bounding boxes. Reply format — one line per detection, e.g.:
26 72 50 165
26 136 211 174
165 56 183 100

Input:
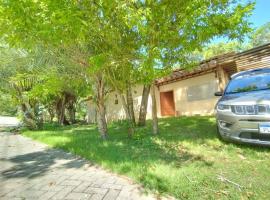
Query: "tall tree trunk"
126 84 136 126
151 83 158 135
56 99 63 125
69 107 76 124
56 96 68 126
67 101 76 124
48 105 55 123
119 92 134 138
95 75 108 139
119 93 129 119
96 99 107 139
34 103 43 129
138 84 151 126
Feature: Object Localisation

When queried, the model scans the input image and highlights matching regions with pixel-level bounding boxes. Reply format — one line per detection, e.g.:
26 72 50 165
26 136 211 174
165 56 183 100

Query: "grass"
22 116 270 199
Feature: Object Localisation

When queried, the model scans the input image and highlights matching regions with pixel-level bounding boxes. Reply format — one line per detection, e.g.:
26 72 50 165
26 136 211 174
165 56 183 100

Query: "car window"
225 72 270 94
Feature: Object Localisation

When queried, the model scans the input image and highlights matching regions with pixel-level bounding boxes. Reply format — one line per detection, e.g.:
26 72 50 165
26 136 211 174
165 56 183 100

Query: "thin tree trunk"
119 92 134 138
126 84 136 126
48 106 55 123
67 101 76 124
151 83 158 135
95 75 108 139
138 84 151 126
59 98 65 125
68 107 76 124
119 93 129 119
34 103 43 128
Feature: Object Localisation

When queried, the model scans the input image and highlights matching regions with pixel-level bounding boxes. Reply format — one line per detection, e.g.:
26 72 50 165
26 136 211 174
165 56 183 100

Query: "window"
187 81 217 101
225 72 270 94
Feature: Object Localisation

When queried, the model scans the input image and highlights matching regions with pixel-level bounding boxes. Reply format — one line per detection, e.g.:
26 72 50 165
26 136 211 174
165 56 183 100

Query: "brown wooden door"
160 91 175 116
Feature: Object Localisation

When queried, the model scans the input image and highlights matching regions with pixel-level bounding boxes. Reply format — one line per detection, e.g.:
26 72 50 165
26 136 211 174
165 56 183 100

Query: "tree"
0 0 110 138
191 22 270 62
0 0 255 137
0 41 89 127
30 63 89 125
0 93 17 116
194 41 249 60
138 85 151 126
0 44 44 129
132 0 254 134
250 22 270 47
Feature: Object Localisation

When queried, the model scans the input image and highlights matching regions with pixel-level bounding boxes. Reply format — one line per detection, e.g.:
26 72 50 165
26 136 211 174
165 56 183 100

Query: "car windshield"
225 72 270 94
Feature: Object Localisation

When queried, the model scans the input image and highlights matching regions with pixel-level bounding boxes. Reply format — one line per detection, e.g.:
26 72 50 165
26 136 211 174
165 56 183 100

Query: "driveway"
0 116 20 127
0 120 170 200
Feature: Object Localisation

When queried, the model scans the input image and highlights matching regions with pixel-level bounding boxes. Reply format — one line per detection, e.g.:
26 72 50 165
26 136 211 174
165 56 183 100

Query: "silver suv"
215 68 270 146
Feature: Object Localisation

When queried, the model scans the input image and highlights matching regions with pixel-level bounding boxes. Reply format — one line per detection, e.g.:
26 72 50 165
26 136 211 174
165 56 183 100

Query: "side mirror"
214 91 223 96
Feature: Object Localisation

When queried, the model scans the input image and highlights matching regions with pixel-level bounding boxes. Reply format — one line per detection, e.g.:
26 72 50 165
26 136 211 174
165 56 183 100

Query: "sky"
213 0 270 43
249 0 270 28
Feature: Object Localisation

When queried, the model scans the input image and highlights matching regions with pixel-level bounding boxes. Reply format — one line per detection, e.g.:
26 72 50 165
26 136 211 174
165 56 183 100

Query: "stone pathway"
0 132 172 200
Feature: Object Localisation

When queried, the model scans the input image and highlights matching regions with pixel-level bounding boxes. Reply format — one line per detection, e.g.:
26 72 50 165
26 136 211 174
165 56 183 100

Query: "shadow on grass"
21 116 269 197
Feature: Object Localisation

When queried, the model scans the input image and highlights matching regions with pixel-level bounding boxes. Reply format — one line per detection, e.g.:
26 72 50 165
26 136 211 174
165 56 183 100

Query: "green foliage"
0 93 17 116
135 0 254 84
0 0 255 129
0 0 255 73
23 116 270 199
250 22 270 47
192 21 270 61
196 41 250 60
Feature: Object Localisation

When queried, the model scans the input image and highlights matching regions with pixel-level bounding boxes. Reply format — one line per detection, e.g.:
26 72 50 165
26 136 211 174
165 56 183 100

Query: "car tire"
216 125 226 142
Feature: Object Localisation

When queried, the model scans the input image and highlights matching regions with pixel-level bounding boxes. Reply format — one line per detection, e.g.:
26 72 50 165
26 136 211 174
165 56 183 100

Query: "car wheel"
216 125 226 141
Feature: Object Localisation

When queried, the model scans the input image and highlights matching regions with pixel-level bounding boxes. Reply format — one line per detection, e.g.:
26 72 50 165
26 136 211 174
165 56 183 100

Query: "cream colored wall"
87 73 219 123
87 85 152 123
156 73 219 117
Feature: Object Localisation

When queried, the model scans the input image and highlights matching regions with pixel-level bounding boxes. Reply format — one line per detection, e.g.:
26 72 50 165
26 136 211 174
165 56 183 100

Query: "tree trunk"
21 102 38 130
34 103 43 129
119 93 129 119
68 107 76 124
95 75 108 139
56 96 67 126
67 101 76 124
119 92 134 138
48 106 55 123
56 99 63 125
96 100 107 139
138 84 151 126
151 83 158 135
126 84 136 126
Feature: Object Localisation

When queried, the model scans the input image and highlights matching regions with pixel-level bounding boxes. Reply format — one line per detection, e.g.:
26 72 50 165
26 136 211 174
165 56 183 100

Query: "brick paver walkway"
0 132 172 200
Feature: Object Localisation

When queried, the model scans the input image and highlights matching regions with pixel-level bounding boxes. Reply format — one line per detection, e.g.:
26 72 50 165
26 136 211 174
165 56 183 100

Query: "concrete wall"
156 72 219 117
87 72 219 122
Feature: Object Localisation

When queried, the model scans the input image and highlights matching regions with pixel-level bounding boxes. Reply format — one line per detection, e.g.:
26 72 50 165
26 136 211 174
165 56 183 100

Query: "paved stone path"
0 131 172 200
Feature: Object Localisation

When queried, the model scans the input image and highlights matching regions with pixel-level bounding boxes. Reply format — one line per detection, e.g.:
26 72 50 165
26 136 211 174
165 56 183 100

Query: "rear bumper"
217 112 270 146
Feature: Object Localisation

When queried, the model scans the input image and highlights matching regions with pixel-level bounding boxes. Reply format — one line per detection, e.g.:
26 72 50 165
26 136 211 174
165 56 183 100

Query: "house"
87 43 270 123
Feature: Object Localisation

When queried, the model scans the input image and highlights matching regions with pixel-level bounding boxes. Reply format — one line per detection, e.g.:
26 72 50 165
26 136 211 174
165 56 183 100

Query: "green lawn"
22 116 270 199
